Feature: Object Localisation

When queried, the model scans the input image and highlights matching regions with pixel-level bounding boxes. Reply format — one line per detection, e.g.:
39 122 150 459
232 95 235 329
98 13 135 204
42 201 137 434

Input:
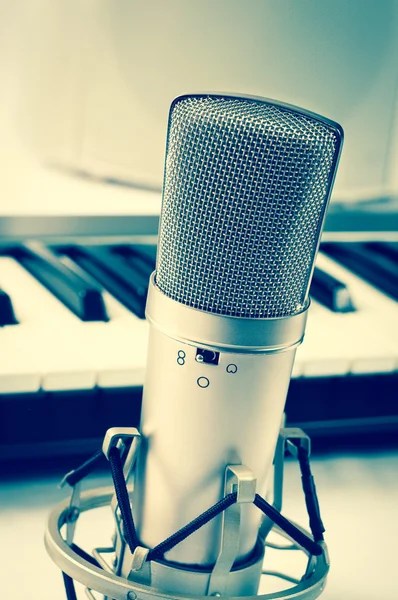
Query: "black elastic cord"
61 546 102 600
105 445 322 560
62 572 78 600
70 543 102 568
59 440 324 600
108 446 140 554
297 446 325 542
64 450 104 487
147 492 237 561
253 494 322 556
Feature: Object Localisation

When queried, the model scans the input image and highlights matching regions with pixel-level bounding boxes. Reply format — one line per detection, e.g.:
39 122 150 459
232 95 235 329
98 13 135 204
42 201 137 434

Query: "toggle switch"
195 348 220 365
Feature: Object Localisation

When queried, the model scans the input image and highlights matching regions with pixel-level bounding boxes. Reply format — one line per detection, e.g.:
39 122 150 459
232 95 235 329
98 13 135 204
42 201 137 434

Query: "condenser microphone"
46 94 343 600
130 94 343 593
44 93 344 600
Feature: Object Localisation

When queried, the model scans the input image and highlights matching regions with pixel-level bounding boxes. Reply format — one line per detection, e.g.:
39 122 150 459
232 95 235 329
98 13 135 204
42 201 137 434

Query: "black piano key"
56 254 105 288
321 242 398 301
0 288 18 326
113 245 156 278
13 242 108 322
128 244 158 268
310 267 355 312
381 242 398 262
62 246 148 319
87 246 150 294
364 242 398 273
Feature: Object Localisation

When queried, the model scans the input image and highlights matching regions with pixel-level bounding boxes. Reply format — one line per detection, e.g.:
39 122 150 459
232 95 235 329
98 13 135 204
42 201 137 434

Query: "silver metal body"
132 277 309 567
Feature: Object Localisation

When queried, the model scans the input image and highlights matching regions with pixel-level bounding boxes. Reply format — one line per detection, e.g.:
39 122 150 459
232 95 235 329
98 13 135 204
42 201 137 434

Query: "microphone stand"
45 424 329 600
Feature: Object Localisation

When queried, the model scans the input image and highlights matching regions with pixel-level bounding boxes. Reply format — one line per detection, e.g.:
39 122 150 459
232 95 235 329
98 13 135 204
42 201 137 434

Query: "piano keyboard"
0 240 397 459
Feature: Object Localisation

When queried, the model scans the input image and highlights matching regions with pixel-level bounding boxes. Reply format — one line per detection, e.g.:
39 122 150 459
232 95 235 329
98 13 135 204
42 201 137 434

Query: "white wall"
3 0 398 201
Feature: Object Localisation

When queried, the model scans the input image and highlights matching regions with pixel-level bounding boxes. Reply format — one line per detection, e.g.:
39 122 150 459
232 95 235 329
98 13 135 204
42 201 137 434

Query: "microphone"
44 93 343 600
131 95 343 590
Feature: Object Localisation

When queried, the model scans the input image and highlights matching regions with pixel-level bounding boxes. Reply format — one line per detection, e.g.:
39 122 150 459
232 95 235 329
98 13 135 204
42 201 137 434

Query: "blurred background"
0 1 397 599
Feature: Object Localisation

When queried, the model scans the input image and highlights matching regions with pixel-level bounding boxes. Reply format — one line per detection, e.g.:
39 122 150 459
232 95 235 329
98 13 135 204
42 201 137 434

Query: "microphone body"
130 94 343 594
134 277 308 566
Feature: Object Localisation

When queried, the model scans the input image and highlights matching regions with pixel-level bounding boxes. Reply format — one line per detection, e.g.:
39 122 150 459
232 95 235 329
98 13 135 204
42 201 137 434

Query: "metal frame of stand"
45 426 329 600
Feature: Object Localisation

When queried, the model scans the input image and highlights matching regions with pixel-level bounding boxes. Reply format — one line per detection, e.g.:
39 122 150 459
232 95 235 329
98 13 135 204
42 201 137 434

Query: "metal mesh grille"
156 95 341 318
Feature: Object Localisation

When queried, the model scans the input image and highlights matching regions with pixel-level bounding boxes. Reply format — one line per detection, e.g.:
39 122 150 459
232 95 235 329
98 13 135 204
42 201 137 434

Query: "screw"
127 592 137 600
66 507 79 522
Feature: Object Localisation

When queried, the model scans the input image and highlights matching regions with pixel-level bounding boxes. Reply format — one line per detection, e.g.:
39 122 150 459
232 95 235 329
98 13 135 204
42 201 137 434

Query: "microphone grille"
156 95 342 318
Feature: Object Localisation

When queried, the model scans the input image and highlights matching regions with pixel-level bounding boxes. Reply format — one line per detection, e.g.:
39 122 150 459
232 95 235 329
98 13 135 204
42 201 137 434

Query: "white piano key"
0 257 96 391
351 355 396 374
316 251 398 318
93 291 148 388
57 257 148 380
293 299 348 377
290 358 303 379
301 301 396 377
44 313 147 390
295 251 398 377
0 256 149 392
316 251 398 370
0 330 41 394
296 321 349 377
